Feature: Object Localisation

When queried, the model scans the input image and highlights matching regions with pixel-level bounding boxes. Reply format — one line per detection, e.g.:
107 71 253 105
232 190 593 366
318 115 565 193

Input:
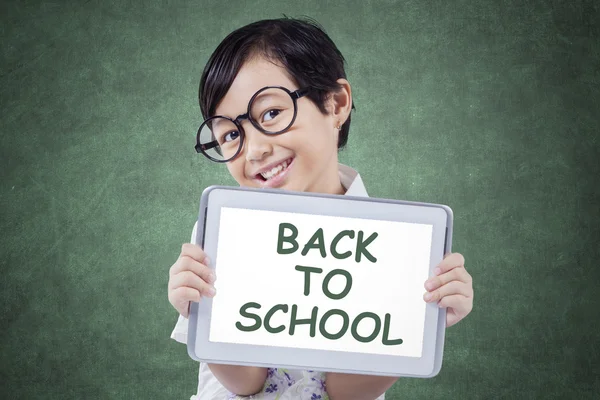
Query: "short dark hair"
198 16 355 149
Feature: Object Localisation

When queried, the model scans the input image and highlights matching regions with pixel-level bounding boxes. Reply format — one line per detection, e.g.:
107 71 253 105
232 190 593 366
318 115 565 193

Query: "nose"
242 122 272 162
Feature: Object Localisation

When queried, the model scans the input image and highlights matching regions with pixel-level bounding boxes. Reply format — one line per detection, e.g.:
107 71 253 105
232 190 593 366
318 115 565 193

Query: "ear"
328 78 352 127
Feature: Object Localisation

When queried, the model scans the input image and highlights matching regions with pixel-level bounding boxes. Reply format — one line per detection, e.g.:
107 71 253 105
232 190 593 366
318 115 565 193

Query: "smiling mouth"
256 157 294 181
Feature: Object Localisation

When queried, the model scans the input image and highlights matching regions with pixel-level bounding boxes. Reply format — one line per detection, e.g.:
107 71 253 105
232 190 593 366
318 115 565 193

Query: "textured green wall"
1 0 599 398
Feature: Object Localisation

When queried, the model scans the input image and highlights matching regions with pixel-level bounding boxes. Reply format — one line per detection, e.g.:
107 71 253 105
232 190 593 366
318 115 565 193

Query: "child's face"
213 56 349 195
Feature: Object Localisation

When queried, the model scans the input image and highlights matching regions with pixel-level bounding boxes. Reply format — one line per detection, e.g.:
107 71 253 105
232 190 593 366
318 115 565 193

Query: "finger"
425 267 472 291
169 270 216 298
170 256 216 284
180 243 210 265
433 252 465 276
423 281 470 303
437 294 473 316
169 286 201 317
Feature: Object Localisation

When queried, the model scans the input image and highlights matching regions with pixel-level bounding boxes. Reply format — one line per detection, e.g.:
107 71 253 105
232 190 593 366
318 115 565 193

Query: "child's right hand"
168 243 216 318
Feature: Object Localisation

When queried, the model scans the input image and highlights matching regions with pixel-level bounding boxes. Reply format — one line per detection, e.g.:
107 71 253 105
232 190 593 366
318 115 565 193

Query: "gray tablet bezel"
187 186 453 378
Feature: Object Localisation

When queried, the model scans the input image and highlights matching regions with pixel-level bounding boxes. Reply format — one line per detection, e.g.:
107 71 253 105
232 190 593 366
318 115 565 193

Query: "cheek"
226 161 246 183
295 126 337 157
293 118 333 148
305 117 337 149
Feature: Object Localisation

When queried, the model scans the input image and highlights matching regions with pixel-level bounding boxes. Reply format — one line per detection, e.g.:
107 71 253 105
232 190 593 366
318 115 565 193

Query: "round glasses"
195 86 311 162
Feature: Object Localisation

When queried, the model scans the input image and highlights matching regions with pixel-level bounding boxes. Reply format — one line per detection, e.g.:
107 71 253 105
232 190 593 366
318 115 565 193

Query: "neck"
313 161 345 196
333 179 346 195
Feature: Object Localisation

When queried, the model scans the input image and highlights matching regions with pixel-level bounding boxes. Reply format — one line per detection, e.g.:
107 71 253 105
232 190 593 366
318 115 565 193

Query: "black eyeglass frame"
195 86 311 163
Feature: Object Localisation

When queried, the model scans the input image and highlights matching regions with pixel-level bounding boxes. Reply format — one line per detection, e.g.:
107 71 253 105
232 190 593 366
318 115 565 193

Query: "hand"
423 252 473 328
168 243 217 318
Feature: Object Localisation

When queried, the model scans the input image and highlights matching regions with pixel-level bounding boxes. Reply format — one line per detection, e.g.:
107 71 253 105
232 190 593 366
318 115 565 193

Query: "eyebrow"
210 118 228 131
214 90 282 121
251 91 278 110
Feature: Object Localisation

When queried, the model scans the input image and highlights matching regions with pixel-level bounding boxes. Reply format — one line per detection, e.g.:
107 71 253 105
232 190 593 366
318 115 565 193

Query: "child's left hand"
423 252 473 328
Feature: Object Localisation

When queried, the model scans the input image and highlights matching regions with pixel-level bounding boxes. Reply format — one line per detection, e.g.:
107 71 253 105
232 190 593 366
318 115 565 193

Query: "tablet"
187 186 453 378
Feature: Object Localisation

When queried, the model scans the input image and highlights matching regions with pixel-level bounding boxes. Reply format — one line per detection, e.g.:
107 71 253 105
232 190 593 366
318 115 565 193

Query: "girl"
168 17 474 400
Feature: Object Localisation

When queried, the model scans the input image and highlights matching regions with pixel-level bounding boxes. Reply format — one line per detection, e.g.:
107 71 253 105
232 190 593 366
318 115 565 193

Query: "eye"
262 109 281 122
222 130 240 143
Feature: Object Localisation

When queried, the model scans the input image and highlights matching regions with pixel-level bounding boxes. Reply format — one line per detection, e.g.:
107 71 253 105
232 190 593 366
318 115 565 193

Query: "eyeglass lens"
198 87 296 161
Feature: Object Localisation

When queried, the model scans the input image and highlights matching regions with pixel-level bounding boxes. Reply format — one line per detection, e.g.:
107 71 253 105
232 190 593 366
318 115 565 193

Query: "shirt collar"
338 163 369 197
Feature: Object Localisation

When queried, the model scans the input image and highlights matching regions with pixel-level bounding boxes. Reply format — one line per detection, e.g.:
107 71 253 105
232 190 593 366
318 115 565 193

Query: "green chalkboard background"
1 0 599 398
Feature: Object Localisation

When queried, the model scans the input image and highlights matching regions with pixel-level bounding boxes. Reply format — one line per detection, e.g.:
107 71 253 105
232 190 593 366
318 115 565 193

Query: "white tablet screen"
209 207 433 358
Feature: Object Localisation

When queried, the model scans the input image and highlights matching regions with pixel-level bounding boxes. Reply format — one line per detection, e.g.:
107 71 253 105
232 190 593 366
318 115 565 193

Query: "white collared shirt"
170 164 383 400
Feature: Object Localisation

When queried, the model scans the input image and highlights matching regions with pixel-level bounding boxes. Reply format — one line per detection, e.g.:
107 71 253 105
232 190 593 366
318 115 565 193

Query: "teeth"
260 160 290 180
